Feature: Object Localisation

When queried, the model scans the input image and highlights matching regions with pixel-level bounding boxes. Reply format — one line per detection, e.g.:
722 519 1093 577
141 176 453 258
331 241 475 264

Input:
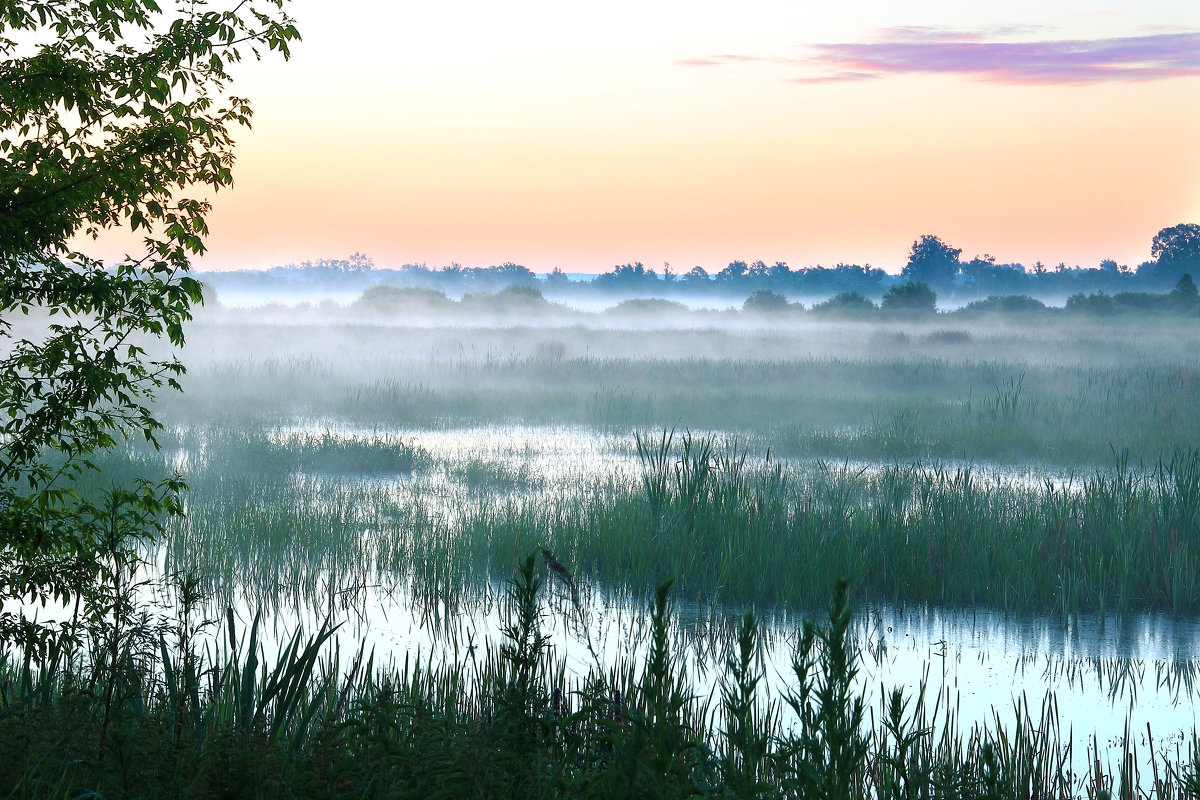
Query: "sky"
115 0 1200 273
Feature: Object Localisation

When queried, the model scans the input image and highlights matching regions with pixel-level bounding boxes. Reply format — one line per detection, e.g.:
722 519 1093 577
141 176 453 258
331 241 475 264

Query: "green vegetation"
1 0 297 650
743 289 798 314
198 223 1200 304
6 306 1200 795
107 426 1200 617
811 290 878 315
881 281 938 315
4 559 1199 798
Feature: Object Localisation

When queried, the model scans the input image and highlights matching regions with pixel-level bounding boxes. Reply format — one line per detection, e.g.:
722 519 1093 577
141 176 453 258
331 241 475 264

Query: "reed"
3 560 1198 798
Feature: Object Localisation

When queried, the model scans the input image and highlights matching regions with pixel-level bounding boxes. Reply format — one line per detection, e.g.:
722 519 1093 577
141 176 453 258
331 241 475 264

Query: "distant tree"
902 235 962 291
348 252 375 272
881 281 938 315
747 260 769 279
810 290 877 315
463 284 550 313
200 283 222 308
961 256 1030 297
1149 224 1200 282
682 266 710 286
491 262 539 286
717 260 749 282
356 285 452 312
1065 291 1116 315
1170 273 1199 311
742 289 793 314
1111 292 1167 313
958 295 1046 316
606 297 691 315
544 267 572 288
595 262 661 292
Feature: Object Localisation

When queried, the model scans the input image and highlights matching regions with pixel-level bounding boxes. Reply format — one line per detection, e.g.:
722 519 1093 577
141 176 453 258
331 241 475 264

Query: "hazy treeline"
207 273 1200 321
197 224 1200 306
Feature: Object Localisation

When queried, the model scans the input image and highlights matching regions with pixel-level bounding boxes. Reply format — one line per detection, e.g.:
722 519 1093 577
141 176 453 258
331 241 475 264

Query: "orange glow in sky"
93 0 1200 273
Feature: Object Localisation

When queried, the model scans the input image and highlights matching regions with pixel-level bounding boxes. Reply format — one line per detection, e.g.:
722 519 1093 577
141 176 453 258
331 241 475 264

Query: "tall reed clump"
3 559 1200 797
497 434 1200 615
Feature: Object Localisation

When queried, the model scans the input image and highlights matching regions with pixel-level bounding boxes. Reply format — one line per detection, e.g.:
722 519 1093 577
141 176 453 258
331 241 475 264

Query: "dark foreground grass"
2 558 1199 799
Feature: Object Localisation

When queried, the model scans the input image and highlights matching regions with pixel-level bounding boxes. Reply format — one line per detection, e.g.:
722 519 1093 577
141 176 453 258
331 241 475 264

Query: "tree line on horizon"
232 270 1200 321
205 224 1200 301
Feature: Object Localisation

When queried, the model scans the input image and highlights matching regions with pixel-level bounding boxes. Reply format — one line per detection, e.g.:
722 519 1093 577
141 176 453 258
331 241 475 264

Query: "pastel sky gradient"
135 0 1200 272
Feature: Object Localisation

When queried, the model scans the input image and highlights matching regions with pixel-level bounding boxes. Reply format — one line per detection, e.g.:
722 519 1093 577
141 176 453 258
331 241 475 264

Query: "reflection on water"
272 421 1090 493
160 570 1200 772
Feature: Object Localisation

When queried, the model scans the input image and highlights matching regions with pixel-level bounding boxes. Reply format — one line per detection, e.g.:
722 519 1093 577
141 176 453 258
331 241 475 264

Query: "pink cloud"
678 30 1200 85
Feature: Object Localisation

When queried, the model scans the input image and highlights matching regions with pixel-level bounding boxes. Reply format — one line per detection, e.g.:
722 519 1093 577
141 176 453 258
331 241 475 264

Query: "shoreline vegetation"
6 2 1200 790
154 311 1200 470
4 558 1200 799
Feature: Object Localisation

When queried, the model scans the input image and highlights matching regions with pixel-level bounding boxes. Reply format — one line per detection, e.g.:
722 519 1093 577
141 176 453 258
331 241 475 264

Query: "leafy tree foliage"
0 0 298 649
1149 223 1200 282
959 294 1046 316
810 290 878 315
742 289 793 313
717 260 749 282
881 281 938 315
1064 290 1117 315
902 235 961 291
1171 273 1199 310
593 261 662 292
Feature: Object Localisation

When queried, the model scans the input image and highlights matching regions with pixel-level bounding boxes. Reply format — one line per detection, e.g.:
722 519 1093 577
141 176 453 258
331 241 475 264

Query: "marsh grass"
171 427 433 477
457 437 1200 615
164 318 1200 467
80 427 1200 617
3 560 1199 798
448 456 541 494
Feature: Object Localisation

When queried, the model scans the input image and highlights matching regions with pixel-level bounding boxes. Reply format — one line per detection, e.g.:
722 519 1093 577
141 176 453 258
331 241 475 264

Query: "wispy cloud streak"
677 29 1200 85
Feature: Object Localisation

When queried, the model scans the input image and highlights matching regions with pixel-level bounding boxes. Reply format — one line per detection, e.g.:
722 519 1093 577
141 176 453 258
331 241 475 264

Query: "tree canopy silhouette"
902 235 961 291
882 281 938 315
1149 224 1200 282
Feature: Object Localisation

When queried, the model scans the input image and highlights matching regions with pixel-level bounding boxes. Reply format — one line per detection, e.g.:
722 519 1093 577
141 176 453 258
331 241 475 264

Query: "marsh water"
122 421 1200 768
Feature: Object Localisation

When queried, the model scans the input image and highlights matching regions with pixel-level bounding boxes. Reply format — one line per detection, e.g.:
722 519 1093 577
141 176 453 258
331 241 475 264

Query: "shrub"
810 291 878 315
742 289 795 314
881 281 938 315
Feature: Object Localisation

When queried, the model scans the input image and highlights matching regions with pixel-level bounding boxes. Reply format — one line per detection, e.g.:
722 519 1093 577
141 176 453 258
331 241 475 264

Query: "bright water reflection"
169 569 1200 777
